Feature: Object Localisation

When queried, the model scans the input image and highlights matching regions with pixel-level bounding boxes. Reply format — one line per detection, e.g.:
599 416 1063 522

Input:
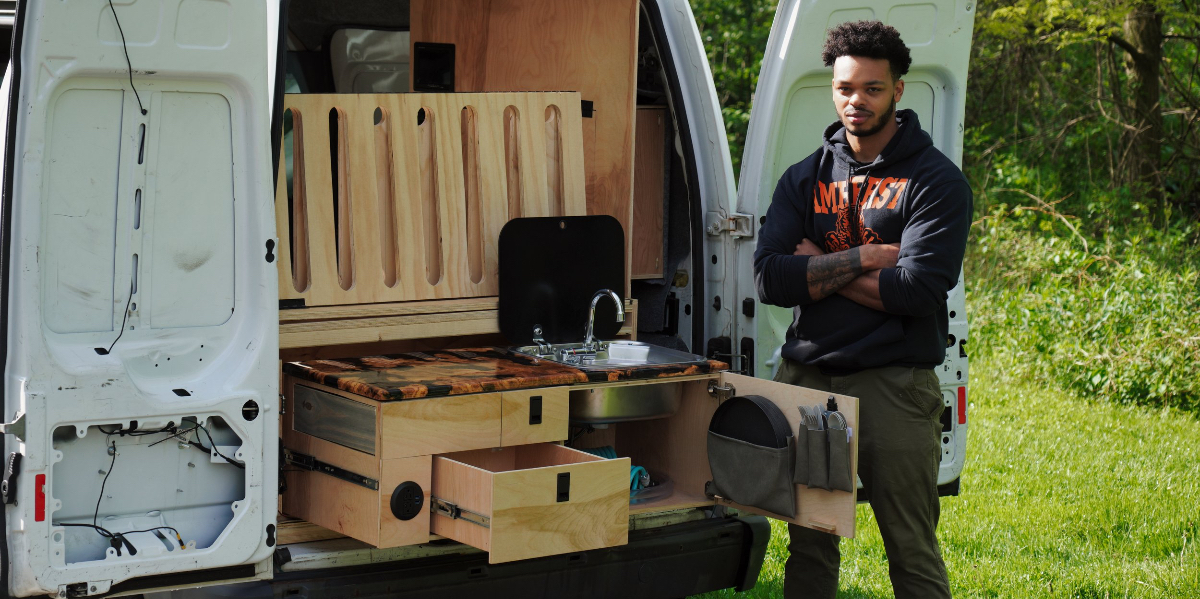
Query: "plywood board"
632 107 666 279
380 393 502 459
282 470 380 546
500 388 569 447
431 444 630 564
277 92 588 307
378 456 434 547
488 452 629 564
411 0 639 292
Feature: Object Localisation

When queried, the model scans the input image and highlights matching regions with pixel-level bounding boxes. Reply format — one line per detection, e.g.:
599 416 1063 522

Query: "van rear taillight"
957 387 967 425
35 474 46 521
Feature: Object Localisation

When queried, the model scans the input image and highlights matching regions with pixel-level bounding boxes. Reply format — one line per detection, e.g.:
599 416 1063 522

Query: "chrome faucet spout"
583 289 625 349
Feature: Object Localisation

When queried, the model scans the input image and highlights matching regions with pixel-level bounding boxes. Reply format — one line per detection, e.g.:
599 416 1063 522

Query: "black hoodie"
753 109 972 372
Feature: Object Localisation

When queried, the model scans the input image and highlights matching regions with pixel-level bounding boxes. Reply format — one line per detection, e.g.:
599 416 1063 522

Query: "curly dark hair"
821 20 912 80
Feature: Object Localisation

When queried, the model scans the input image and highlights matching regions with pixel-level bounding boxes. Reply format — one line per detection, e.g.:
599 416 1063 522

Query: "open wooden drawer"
430 444 631 564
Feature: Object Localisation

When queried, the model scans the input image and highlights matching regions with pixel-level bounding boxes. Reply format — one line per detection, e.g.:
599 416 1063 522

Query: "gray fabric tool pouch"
806 428 829 490
707 431 797 518
792 425 809 485
827 427 854 492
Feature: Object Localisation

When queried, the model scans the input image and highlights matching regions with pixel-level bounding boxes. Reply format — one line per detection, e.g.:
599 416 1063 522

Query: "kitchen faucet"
582 289 625 351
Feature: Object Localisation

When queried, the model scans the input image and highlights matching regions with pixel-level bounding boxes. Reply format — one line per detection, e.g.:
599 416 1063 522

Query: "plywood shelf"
280 298 636 350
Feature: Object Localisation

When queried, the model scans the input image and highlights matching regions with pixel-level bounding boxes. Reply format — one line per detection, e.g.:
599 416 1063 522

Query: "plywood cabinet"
280 369 859 560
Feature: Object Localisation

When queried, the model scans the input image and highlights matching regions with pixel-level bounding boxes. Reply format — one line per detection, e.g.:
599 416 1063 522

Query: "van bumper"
268 515 771 598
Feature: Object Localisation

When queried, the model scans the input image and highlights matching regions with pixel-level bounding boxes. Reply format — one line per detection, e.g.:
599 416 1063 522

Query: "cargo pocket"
707 431 796 518
907 368 943 420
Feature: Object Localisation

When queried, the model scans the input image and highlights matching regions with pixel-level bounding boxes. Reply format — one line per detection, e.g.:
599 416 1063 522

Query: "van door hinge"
431 497 491 529
0 412 26 442
705 211 754 238
283 449 378 491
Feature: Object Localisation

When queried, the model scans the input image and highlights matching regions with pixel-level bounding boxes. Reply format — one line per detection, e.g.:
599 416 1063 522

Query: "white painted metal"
5 1 278 596
648 0 742 355
734 0 976 486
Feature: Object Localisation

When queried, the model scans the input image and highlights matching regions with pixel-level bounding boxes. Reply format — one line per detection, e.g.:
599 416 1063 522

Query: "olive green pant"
774 359 950 599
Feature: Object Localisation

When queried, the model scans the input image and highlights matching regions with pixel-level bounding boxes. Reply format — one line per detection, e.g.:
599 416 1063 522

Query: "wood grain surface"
276 92 588 307
410 0 640 293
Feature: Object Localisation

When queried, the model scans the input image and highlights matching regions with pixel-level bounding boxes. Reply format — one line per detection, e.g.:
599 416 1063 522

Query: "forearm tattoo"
806 247 863 301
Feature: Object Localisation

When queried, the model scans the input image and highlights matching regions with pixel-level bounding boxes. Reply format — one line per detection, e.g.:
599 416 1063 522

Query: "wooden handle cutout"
504 105 522 220
373 106 399 288
285 107 310 293
418 106 443 286
461 105 483 285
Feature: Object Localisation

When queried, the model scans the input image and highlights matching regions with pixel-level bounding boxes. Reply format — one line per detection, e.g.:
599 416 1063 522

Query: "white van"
0 0 972 596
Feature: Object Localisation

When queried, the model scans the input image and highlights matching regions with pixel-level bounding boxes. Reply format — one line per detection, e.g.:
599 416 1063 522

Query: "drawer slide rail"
284 449 379 491
431 497 491 528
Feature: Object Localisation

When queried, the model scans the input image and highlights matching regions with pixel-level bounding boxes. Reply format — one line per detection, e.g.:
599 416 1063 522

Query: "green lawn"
698 360 1200 598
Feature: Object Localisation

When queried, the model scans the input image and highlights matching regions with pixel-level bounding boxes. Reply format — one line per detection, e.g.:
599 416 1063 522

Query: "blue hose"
580 446 649 490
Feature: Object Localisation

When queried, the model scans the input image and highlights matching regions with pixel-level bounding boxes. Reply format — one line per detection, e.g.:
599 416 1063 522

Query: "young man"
752 20 972 599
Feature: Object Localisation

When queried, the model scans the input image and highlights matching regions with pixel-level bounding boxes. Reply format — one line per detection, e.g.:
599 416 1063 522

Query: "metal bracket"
0 412 26 442
284 449 378 491
431 496 491 529
707 380 736 401
705 211 754 238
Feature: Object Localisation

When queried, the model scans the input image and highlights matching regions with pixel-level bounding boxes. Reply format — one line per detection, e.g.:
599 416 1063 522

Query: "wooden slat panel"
276 92 587 308
411 0 639 296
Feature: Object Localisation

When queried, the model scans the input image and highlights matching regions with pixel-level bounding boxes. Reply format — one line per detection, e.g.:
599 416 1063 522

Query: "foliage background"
692 0 1200 411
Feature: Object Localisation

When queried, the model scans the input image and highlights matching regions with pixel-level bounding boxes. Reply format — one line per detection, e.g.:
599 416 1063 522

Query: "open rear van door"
734 0 975 486
2 1 278 596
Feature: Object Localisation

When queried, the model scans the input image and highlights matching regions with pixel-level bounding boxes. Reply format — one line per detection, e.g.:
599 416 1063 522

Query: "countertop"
283 347 727 401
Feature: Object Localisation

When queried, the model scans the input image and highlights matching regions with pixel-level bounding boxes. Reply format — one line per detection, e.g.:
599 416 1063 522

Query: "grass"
695 359 1200 598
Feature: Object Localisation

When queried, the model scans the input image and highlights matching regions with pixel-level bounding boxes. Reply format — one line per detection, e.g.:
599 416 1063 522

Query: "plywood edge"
430 455 494 552
280 297 501 322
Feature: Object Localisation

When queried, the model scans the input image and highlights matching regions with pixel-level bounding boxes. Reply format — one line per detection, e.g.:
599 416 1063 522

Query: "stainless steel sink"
512 340 709 371
568 384 682 424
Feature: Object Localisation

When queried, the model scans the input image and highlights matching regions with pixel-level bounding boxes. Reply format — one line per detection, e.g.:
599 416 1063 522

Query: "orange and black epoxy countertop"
282 347 727 401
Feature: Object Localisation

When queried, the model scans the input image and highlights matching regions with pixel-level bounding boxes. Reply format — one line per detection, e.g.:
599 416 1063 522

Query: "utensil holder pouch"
707 431 797 518
806 428 829 490
827 427 853 492
792 425 809 485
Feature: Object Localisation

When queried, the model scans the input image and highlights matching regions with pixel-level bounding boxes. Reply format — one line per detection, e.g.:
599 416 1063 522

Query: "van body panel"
4 1 278 595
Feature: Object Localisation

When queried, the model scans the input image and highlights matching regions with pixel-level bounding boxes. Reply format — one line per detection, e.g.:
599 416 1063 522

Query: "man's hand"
794 239 825 257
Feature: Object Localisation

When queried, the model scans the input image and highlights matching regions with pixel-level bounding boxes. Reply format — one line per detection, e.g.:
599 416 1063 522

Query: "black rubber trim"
270 0 290 192
640 1 706 353
1 1 30 595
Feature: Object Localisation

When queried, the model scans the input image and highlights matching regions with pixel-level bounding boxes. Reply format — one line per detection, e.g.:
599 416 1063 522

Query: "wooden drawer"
500 387 569 447
283 376 503 461
430 444 630 564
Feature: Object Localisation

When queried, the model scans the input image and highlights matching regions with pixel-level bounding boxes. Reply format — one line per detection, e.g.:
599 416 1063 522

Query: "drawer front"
380 393 502 459
500 388 569 447
431 444 630 564
293 383 377 454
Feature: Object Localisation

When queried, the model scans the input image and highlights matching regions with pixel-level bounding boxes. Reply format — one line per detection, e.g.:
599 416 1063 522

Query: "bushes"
967 204 1200 411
